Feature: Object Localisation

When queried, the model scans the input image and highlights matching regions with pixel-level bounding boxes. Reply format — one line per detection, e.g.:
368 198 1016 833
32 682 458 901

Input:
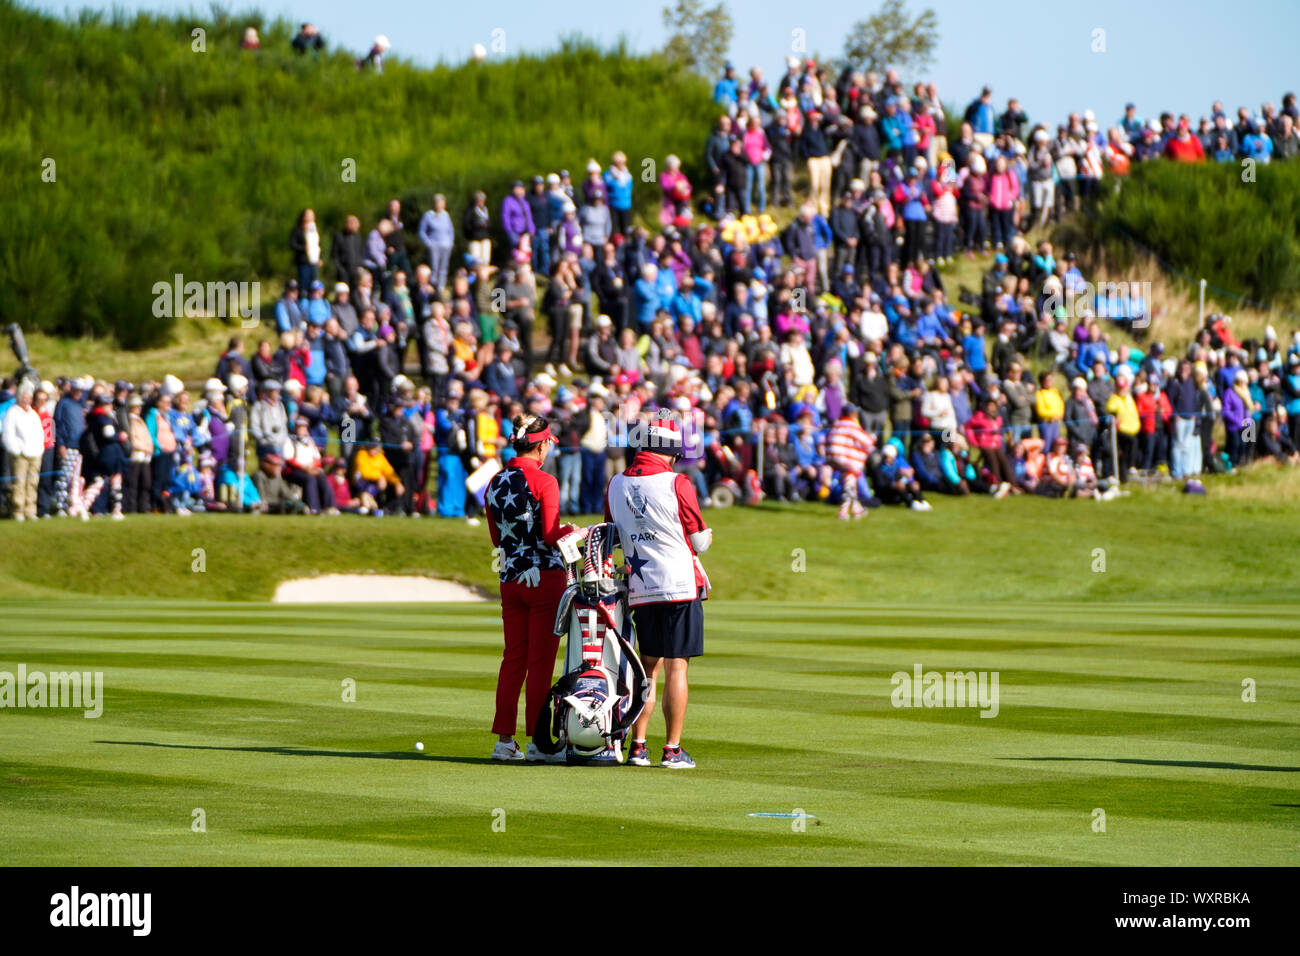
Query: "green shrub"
0 1 716 348
1078 160 1300 312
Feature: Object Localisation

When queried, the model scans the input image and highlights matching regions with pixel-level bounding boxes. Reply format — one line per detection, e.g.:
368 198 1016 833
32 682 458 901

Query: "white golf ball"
472 43 487 61
415 741 424 751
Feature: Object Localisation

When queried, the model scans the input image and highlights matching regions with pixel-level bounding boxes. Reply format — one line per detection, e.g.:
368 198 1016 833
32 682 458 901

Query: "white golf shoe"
491 739 526 762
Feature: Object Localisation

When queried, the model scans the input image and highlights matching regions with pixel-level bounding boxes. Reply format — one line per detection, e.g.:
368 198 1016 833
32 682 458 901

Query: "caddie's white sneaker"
491 739 526 762
525 742 567 764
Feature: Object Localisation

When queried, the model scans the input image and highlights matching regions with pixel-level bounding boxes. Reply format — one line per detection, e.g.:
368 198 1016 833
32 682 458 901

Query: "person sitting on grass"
910 431 961 495
196 454 227 512
937 433 984 495
252 453 305 514
1011 436 1046 494
872 441 930 510
1259 412 1300 465
283 417 335 514
1042 436 1075 498
327 459 368 513
1072 443 1102 499
352 440 404 516
170 454 204 513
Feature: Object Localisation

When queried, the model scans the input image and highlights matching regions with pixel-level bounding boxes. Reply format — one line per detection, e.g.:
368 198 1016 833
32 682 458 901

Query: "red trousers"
492 569 566 736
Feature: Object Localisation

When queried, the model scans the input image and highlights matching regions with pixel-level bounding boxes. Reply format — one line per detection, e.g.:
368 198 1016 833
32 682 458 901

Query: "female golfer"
484 413 579 762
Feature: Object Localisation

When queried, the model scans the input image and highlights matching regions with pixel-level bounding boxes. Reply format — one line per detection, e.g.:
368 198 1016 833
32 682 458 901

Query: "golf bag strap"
609 630 650 737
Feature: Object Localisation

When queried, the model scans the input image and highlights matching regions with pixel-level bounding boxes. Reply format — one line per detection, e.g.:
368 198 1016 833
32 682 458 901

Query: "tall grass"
0 1 715 348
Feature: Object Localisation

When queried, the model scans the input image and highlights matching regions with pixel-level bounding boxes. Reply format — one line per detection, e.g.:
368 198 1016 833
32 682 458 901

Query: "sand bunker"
273 574 486 604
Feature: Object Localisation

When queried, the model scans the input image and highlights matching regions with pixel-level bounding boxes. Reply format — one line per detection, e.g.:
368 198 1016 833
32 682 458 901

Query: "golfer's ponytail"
512 413 552 455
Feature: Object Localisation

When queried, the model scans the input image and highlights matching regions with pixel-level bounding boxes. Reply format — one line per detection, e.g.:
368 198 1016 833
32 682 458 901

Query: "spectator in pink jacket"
741 118 772 214
986 154 1020 251
659 155 692 228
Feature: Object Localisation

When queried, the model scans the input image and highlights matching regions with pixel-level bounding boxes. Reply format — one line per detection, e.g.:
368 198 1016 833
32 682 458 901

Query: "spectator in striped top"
825 404 875 520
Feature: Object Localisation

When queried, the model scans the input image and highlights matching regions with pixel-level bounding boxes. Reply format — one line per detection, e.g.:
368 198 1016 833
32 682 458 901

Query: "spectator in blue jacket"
275 281 305 334
602 152 634 238
1241 118 1274 163
713 63 738 108
965 87 997 140
301 280 332 327
631 263 661 331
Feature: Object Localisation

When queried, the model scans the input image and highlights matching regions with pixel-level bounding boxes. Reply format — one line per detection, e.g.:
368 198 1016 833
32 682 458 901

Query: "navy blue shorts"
632 590 705 659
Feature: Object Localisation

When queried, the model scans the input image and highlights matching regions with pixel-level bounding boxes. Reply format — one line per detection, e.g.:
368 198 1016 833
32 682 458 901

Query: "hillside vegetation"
1069 160 1300 317
1 480 1297 603
0 1 715 348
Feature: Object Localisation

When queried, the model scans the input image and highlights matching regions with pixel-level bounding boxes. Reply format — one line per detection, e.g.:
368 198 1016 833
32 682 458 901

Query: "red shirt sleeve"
674 473 706 543
527 468 568 546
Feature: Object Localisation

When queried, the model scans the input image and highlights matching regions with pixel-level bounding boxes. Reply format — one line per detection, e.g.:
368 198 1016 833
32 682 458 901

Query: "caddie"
604 411 711 769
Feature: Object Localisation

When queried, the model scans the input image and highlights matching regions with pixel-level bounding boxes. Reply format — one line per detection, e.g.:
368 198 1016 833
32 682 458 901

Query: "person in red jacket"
1135 378 1172 473
1163 120 1205 162
964 397 1015 496
484 413 579 763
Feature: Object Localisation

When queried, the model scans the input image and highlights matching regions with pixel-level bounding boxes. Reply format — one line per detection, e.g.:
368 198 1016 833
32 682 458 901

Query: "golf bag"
532 522 650 764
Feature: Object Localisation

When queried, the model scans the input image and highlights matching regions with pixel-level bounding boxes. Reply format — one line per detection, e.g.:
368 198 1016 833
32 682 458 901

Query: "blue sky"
26 0 1300 125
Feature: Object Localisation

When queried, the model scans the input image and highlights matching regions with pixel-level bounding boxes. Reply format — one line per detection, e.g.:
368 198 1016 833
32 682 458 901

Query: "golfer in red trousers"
484 413 580 763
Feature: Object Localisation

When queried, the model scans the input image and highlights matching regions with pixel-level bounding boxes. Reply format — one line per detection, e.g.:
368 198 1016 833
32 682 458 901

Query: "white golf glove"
516 567 541 588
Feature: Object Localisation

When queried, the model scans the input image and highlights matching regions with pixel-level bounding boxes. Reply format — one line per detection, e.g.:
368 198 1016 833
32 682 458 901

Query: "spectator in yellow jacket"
353 440 404 513
1105 371 1141 483
1034 370 1065 450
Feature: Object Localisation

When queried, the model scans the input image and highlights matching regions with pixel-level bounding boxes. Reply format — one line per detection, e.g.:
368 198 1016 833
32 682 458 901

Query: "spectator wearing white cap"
3 383 44 520
331 281 358 336
250 380 288 459
358 34 390 72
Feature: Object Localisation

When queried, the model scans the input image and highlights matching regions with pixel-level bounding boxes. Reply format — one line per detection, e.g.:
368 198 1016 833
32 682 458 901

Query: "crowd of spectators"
5 47 1300 522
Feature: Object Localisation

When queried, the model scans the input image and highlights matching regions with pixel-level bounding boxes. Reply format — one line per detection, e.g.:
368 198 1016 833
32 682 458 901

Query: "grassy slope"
1 474 1297 604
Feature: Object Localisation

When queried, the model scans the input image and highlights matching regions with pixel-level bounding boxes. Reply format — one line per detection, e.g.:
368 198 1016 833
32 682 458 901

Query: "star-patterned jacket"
485 455 572 583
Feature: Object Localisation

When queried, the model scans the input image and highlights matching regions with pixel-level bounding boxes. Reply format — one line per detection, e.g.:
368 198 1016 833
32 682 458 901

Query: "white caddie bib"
608 471 697 606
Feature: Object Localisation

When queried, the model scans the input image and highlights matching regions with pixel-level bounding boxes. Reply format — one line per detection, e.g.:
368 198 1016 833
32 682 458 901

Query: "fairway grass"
1 597 1296 866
